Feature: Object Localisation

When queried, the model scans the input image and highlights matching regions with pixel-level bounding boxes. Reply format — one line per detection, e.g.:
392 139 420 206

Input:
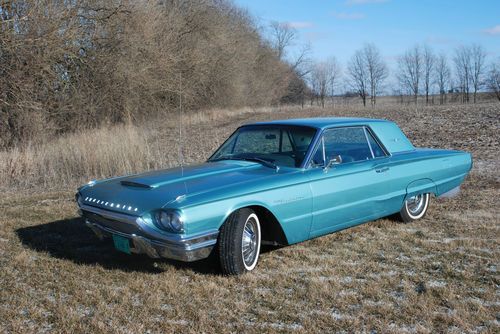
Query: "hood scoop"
120 180 153 189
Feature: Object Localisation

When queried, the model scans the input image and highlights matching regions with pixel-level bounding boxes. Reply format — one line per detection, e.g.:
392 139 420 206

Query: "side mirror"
323 155 342 171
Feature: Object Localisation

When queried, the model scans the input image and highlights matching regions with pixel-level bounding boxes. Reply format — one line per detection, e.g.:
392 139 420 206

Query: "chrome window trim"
364 126 391 158
363 126 376 159
300 128 323 169
304 125 391 169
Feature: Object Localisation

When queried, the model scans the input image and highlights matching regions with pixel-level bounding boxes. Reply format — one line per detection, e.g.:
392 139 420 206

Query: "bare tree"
422 45 435 105
453 46 472 103
309 58 342 108
268 21 312 106
470 44 487 103
326 57 342 105
487 58 500 102
397 45 423 105
269 21 296 61
290 43 312 77
347 50 369 106
310 62 327 108
435 53 451 104
347 45 387 107
363 44 388 106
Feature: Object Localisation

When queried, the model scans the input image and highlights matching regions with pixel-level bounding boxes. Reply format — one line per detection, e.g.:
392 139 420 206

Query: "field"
0 102 499 333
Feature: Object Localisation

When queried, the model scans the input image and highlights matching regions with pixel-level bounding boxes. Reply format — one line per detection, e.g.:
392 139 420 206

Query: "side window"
324 127 372 163
365 129 387 158
310 127 375 166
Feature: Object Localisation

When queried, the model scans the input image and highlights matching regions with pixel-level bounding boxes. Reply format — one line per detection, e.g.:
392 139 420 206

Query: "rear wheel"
218 208 261 275
398 193 430 223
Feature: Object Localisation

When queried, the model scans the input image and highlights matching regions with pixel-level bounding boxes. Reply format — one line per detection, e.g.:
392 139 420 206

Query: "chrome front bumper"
80 204 218 262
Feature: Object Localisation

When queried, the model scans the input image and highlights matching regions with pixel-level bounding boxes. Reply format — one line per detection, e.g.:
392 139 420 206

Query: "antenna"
178 72 184 175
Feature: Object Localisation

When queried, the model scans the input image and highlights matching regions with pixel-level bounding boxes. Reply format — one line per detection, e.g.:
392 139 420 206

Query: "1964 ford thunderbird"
76 118 472 275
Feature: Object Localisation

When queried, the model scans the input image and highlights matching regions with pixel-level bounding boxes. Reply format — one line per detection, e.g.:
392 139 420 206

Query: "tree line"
306 42 500 107
0 0 303 148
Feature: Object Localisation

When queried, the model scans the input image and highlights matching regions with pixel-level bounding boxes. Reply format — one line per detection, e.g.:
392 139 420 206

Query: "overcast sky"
234 0 500 66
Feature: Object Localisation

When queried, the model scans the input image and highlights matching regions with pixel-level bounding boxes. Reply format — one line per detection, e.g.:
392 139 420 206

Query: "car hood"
78 161 280 215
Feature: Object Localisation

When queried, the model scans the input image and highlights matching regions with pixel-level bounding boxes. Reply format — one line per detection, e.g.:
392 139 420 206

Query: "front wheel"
218 208 261 275
398 193 430 223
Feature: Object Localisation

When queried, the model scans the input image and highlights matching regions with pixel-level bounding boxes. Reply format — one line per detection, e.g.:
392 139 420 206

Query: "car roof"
247 117 391 130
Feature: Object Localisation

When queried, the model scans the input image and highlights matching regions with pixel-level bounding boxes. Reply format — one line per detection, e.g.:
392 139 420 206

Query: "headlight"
154 210 184 233
75 192 83 206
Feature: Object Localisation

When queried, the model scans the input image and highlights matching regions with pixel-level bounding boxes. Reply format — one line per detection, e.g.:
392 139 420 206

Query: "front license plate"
112 234 131 254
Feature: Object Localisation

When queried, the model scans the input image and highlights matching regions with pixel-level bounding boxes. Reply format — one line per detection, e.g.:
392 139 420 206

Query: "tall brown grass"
1 100 497 191
0 125 147 189
0 106 282 190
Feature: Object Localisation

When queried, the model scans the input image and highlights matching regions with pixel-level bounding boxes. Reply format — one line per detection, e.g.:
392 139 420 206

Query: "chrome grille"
82 210 143 236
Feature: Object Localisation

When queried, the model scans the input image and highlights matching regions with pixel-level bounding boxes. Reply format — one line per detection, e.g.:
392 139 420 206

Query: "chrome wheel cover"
407 194 425 215
242 215 259 269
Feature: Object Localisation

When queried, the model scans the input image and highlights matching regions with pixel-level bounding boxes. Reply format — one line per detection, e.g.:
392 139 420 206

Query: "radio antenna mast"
178 72 184 175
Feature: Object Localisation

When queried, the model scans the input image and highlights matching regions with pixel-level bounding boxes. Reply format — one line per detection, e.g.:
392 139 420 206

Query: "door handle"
375 167 389 173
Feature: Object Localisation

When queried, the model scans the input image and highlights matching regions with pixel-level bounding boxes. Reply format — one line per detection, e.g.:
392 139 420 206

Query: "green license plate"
112 234 131 254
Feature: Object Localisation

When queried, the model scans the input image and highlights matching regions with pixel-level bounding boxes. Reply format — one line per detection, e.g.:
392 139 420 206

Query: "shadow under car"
15 217 226 275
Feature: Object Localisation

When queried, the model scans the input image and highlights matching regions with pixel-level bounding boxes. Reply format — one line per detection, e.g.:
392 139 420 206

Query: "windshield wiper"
210 156 278 170
239 157 277 170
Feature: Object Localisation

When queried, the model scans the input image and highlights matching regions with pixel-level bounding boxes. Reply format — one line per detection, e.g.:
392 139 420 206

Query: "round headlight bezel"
154 209 184 233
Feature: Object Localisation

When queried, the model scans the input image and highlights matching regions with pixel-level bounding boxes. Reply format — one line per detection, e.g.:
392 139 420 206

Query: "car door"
307 126 391 238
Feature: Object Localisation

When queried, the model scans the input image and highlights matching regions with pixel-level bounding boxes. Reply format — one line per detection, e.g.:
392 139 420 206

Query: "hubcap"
242 217 258 267
407 194 425 215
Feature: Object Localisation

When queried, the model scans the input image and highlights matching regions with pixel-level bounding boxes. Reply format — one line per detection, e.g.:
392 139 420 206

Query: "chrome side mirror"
323 155 342 171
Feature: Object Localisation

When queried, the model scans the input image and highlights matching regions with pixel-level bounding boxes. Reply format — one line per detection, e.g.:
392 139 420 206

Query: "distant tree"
326 56 342 104
435 53 451 105
397 45 423 105
268 22 311 104
422 45 435 105
290 43 313 78
470 44 487 103
308 58 342 108
310 63 327 108
487 58 500 102
347 44 387 107
347 50 368 106
363 44 388 106
269 21 296 61
453 46 472 103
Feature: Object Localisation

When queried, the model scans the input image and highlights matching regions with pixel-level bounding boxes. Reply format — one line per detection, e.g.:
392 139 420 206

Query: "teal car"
76 118 472 275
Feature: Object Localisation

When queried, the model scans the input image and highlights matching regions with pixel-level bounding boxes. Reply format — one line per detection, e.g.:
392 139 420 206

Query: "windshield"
209 125 317 168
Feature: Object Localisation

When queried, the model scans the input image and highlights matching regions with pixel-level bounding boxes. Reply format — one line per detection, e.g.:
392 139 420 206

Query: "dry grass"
0 106 288 190
0 102 499 333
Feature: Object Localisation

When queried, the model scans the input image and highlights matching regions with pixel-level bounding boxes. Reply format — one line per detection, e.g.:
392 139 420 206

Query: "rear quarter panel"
369 121 472 214
378 149 472 215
